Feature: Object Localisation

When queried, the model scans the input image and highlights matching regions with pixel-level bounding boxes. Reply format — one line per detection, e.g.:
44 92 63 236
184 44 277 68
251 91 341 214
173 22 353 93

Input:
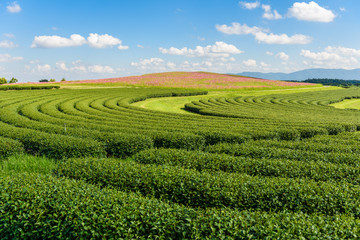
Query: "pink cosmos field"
16 72 316 89
62 72 314 89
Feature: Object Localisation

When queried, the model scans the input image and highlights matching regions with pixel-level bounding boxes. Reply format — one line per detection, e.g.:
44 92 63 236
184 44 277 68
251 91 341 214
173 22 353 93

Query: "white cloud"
37 64 51 72
3 33 15 39
159 41 243 58
262 4 282 20
31 34 87 48
0 53 23 62
131 58 176 72
340 7 346 12
137 44 144 48
254 32 311 44
7 2 21 13
288 1 336 22
88 65 115 73
0 40 17 48
260 61 269 67
239 1 260 10
266 51 273 56
31 33 128 50
300 46 360 69
56 61 68 71
217 22 311 45
276 52 289 61
243 59 257 67
216 23 263 35
87 33 125 49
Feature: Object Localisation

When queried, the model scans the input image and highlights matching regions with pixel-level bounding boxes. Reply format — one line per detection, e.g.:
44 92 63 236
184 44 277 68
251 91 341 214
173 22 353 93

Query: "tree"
39 79 49 82
61 78 66 82
9 77 18 84
0 77 7 84
49 78 56 82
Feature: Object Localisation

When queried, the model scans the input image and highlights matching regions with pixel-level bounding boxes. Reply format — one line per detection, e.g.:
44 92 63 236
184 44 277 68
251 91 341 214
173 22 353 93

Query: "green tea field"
1 72 360 239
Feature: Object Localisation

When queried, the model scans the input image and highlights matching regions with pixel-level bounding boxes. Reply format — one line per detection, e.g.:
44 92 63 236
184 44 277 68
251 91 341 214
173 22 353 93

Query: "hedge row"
0 136 24 158
55 158 360 216
1 173 359 239
0 85 59 91
0 121 106 159
205 142 360 166
133 148 360 185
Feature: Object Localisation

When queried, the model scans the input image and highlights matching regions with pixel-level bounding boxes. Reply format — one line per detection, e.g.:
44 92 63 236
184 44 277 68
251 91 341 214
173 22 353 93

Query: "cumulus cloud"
56 61 68 71
87 33 128 49
262 4 282 20
288 1 336 22
216 23 263 35
266 51 273 56
300 46 360 69
243 59 257 67
276 52 289 61
31 34 87 48
131 58 177 72
7 2 21 13
37 64 51 72
0 53 23 62
88 65 115 73
239 1 260 10
0 40 17 48
255 32 311 44
217 22 311 44
159 41 243 58
31 33 128 50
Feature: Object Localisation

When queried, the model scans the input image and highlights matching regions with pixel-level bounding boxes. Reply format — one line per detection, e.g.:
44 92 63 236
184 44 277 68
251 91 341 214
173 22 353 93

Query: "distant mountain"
236 68 360 81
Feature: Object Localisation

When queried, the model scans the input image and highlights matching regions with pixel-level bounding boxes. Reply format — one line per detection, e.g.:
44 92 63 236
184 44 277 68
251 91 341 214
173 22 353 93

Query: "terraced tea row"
1 87 360 158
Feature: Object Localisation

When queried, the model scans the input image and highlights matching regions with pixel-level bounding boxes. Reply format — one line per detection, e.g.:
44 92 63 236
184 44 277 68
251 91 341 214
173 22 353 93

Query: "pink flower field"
65 72 315 89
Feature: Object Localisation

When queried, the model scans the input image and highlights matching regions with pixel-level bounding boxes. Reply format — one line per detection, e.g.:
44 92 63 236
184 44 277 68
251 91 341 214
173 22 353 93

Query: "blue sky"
0 0 359 82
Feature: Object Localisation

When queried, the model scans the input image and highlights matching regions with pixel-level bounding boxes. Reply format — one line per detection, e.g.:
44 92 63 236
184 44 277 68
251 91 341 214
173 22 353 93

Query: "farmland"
1 72 360 238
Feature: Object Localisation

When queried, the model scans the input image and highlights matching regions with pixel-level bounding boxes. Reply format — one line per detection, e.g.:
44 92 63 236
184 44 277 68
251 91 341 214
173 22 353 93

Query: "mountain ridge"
235 68 360 81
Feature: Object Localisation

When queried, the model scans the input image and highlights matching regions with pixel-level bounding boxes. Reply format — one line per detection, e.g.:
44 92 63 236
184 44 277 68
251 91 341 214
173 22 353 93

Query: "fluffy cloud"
31 33 128 49
56 61 68 71
131 58 177 72
88 65 115 73
7 2 21 13
87 33 128 49
31 34 87 48
216 23 262 35
255 32 311 44
217 22 311 45
0 40 17 48
262 4 282 20
0 53 23 62
159 42 243 58
239 1 260 10
288 1 336 22
37 64 51 72
55 61 115 74
276 52 289 61
243 59 257 67
300 46 360 69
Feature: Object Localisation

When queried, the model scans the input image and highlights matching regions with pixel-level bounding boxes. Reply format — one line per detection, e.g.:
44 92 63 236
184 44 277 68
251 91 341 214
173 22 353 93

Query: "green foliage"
8 77 18 84
61 78 66 81
56 157 360 216
0 77 7 84
39 79 48 82
49 78 56 82
134 148 360 185
2 173 360 239
0 137 24 158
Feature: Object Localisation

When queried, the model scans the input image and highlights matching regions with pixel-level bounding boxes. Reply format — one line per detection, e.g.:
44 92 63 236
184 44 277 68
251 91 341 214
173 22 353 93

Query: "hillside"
62 72 315 89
